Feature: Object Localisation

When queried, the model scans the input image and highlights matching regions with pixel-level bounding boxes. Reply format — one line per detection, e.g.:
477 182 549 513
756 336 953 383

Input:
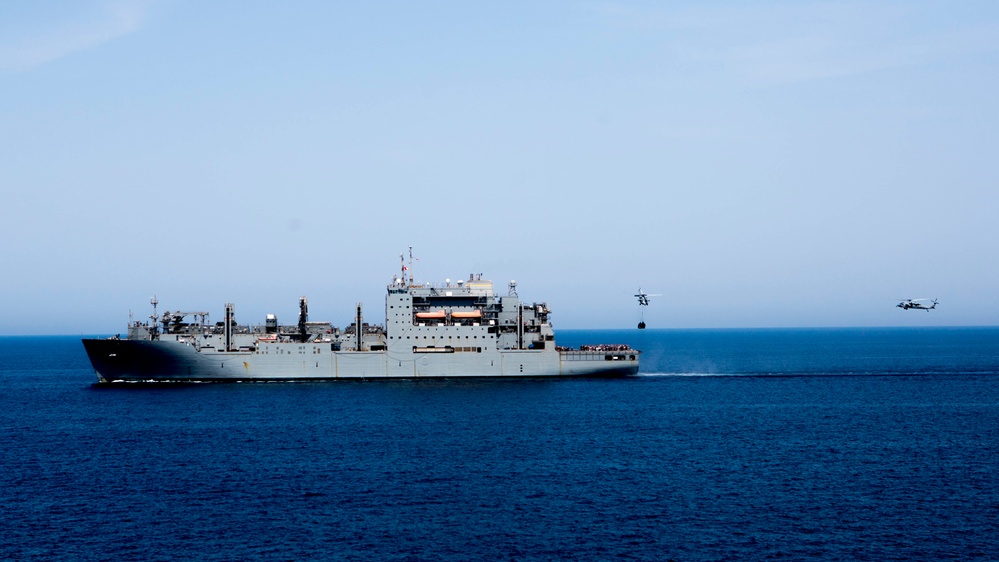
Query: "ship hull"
82 338 639 382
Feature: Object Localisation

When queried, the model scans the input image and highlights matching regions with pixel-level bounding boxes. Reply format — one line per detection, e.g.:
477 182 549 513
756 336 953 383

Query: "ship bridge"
382 274 555 353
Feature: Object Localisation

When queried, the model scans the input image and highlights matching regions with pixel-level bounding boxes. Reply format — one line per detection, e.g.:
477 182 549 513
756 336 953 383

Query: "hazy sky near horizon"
2 1 997 334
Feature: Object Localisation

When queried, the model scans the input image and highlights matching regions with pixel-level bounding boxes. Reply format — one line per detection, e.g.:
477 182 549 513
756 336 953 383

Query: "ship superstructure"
82 259 640 382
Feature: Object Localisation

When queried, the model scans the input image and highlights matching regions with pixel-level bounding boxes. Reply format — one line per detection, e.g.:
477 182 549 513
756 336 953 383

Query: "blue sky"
2 1 997 334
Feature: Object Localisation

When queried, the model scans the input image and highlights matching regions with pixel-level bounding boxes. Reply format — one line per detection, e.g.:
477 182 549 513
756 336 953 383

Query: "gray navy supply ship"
82 257 640 382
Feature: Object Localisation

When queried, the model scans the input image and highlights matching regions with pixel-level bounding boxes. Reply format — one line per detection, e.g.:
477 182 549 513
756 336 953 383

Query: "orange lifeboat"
415 310 447 320
451 310 482 319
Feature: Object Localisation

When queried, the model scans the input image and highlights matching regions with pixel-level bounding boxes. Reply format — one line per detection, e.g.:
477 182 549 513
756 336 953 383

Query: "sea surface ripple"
2 329 998 560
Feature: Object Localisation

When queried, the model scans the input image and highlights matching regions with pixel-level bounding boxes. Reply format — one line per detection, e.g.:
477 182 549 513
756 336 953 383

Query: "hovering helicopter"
897 298 938 311
635 287 661 329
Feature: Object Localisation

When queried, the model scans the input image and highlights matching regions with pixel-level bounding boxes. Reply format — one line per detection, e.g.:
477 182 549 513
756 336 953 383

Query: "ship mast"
224 303 235 351
298 296 308 342
149 296 159 340
355 302 363 351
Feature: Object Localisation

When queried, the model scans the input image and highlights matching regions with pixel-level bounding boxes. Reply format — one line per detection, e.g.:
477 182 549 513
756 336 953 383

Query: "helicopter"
634 287 661 329
897 298 938 311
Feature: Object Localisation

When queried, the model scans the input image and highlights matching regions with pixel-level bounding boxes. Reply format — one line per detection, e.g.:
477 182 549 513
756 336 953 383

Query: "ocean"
2 328 997 560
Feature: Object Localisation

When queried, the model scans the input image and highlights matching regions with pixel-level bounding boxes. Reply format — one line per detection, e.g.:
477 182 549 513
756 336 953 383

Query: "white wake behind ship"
82 259 640 382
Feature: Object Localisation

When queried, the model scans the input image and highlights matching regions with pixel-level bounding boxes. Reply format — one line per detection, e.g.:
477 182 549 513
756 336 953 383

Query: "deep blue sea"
2 328 998 560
